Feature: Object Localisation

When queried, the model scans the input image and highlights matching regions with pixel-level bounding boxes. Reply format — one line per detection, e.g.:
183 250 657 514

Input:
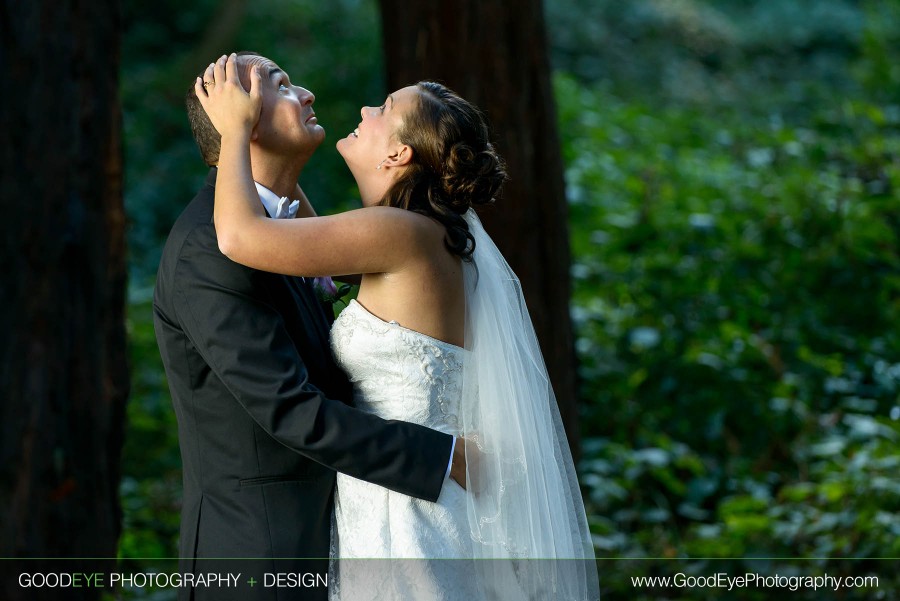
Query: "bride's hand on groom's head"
194 53 262 139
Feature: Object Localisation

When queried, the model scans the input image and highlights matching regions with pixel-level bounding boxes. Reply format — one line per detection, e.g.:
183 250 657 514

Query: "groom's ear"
250 127 260 142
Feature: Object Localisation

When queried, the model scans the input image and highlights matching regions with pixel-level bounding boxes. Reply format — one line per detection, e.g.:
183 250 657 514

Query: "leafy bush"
546 0 871 103
557 5 900 592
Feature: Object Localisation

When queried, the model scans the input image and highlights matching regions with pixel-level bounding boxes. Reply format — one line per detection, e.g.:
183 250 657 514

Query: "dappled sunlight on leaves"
560 2 900 595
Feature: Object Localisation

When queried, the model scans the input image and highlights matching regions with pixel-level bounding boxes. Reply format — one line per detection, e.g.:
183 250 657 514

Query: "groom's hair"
186 51 261 167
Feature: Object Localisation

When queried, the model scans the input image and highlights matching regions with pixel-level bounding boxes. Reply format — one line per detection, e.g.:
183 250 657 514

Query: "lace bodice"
330 299 464 435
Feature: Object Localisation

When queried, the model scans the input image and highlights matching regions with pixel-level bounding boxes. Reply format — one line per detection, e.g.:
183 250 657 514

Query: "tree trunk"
377 0 580 459
0 0 128 598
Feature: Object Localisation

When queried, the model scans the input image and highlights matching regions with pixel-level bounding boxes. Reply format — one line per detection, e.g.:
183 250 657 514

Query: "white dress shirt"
254 181 299 219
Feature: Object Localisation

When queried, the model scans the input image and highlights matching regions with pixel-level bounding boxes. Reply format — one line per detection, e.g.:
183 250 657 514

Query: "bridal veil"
460 210 599 599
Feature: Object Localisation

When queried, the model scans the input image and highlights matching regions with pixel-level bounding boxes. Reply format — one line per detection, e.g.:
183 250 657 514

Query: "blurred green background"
121 0 900 598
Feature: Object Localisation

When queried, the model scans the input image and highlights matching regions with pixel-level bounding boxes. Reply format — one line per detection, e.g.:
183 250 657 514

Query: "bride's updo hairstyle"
379 82 507 260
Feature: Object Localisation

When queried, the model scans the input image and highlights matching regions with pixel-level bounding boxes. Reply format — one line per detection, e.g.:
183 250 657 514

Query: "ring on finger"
202 81 215 88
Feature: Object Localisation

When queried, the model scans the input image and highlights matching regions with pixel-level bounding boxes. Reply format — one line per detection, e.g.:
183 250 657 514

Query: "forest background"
117 0 900 599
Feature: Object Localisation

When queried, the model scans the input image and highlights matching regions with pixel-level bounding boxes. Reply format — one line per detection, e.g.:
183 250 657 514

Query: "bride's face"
337 86 419 186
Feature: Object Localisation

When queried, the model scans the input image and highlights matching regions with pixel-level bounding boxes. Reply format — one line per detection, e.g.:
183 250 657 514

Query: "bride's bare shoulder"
362 206 448 246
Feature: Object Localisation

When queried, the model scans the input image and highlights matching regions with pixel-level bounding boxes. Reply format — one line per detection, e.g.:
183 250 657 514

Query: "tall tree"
377 0 581 457
0 0 128 598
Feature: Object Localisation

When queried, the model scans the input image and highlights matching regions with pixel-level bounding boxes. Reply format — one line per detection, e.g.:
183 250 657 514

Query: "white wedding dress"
328 210 599 600
329 299 477 600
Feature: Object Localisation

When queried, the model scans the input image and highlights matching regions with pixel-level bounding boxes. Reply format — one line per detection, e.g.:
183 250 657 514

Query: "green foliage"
557 2 900 595
563 75 900 451
546 0 870 103
854 0 900 104
119 296 181 565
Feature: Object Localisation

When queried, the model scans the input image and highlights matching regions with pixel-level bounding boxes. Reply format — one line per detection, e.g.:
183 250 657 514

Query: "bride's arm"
292 187 366 285
293 185 365 285
196 54 424 278
218 203 424 277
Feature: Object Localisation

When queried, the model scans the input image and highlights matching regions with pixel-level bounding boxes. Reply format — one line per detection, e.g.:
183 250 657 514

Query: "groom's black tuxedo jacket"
153 169 452 600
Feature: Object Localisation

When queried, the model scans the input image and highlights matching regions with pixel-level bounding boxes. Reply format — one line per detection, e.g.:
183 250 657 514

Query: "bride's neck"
356 176 393 208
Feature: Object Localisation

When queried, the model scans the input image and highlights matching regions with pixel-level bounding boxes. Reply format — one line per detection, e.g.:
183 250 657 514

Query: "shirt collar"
254 181 282 218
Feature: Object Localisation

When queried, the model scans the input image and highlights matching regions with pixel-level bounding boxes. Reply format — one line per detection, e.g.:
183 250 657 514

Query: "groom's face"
237 55 325 157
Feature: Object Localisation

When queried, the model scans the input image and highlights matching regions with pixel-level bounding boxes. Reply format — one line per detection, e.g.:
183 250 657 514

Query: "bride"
197 54 598 600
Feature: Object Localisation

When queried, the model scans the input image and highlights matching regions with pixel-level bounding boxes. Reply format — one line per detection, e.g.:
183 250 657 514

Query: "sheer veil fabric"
460 210 600 599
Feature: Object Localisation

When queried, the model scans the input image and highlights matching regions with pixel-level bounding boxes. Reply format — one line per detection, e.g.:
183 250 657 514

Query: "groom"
153 52 462 601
